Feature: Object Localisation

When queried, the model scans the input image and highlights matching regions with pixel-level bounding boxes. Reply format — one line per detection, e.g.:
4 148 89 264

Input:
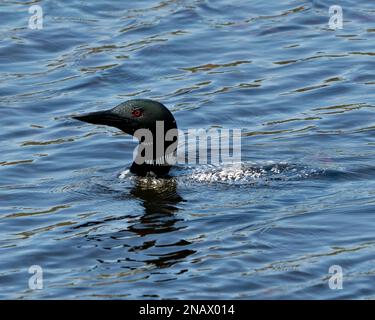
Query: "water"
1 0 374 299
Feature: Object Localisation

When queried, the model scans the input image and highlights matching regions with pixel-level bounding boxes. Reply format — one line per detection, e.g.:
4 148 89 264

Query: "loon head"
73 99 178 177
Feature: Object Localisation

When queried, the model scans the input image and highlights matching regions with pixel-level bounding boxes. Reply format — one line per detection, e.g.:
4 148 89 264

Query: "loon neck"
130 137 177 177
130 162 172 177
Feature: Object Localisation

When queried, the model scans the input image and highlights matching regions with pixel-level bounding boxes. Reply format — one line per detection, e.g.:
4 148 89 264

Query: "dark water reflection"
71 178 194 267
114 179 195 269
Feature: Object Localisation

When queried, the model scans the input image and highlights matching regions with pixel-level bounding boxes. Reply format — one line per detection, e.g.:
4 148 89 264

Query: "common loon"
73 99 178 177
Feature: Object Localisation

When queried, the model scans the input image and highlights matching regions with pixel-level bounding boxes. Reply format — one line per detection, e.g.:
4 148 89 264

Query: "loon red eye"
132 109 143 118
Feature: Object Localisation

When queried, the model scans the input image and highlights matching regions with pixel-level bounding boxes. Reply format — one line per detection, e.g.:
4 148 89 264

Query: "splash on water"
119 162 325 186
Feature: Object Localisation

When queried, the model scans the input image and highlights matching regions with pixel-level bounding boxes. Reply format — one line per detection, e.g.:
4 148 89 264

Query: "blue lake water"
1 0 375 299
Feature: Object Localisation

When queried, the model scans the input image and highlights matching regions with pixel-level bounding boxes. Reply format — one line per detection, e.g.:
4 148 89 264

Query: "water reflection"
128 178 195 268
75 177 195 269
128 178 184 235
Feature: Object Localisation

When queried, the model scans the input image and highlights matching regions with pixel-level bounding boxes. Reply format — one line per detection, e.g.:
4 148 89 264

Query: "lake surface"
1 0 375 299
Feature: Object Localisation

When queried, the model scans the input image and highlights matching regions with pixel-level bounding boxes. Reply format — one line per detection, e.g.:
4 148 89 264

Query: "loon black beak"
73 110 128 128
